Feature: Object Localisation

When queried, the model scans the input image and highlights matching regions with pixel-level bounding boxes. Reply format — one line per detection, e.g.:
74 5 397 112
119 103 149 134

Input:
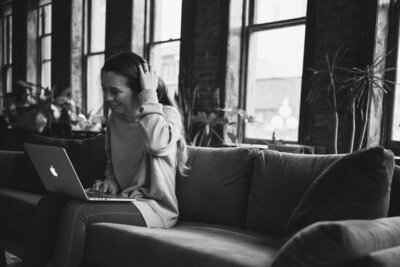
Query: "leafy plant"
307 49 344 154
1 80 57 133
338 52 395 151
308 48 395 153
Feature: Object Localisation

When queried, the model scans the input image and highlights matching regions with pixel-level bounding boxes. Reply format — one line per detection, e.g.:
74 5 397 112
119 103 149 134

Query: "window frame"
2 10 12 94
241 0 307 144
145 0 182 97
82 0 106 114
36 2 52 89
384 0 400 156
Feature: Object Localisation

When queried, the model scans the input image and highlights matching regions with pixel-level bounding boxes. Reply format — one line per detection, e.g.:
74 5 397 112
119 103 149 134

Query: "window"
147 0 182 99
37 1 52 89
244 0 307 142
83 0 106 115
1 2 12 93
385 0 400 153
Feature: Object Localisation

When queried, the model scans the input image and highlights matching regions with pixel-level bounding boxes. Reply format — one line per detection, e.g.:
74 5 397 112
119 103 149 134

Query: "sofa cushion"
272 217 400 267
285 146 394 236
176 146 257 228
85 222 283 267
8 152 47 194
360 245 400 267
23 134 107 188
0 188 42 250
246 150 340 236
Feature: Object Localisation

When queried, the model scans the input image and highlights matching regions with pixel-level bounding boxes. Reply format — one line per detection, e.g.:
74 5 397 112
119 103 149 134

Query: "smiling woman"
38 51 190 267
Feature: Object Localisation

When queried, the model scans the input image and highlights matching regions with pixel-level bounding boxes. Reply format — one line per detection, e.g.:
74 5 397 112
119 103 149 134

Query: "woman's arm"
137 63 182 156
97 123 120 194
136 90 182 156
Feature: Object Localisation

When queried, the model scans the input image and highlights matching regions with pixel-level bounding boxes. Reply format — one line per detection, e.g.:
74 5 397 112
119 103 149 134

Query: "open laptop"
24 143 133 202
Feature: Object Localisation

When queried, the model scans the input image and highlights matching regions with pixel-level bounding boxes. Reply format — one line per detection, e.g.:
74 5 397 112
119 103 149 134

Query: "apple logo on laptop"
50 165 58 177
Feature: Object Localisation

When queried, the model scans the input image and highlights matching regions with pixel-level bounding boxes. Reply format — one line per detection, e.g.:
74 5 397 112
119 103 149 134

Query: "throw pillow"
23 134 107 189
285 146 394 236
272 217 400 267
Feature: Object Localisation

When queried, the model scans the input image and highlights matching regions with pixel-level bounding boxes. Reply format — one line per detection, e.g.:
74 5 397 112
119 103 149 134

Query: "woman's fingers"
139 62 158 91
92 179 103 191
143 61 149 73
138 64 144 75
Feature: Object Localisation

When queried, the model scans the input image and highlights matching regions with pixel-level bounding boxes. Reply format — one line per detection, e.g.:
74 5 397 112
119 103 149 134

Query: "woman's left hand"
138 62 158 91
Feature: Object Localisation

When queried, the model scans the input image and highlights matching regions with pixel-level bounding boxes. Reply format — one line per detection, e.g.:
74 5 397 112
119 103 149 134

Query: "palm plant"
308 48 395 153
338 52 395 151
307 49 344 154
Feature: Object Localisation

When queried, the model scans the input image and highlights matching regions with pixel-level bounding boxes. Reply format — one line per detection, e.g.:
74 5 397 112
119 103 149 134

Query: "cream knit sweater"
105 89 181 228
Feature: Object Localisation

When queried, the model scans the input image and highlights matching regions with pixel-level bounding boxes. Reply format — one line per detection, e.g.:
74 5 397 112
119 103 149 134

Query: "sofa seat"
84 221 284 267
0 188 42 257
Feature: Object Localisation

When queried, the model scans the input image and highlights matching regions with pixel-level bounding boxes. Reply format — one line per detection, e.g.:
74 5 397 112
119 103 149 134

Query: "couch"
0 134 399 267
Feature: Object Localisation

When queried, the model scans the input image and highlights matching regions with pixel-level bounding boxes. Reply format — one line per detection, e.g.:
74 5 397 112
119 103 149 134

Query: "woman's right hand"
93 178 120 194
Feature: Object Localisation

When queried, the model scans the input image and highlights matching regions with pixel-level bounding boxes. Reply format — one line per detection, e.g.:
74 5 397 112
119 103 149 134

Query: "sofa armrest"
360 246 400 267
0 151 25 187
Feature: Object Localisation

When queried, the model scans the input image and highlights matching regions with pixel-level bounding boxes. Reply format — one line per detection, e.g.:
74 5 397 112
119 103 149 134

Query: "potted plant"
308 48 395 153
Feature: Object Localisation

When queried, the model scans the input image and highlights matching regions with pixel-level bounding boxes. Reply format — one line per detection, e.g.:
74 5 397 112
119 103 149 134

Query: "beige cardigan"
105 89 181 228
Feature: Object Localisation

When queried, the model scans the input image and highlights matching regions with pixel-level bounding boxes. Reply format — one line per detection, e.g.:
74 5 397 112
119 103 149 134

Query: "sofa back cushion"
176 146 258 228
388 165 400 217
23 134 107 188
246 150 341 236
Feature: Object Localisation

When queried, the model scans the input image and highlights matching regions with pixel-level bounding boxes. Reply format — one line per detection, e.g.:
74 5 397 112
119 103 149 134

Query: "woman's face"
101 71 140 116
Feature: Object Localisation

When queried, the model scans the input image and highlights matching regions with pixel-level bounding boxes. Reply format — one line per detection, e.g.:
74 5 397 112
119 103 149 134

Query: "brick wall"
191 0 229 112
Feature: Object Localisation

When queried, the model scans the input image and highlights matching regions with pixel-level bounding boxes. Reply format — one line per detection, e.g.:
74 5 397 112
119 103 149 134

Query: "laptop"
24 143 133 202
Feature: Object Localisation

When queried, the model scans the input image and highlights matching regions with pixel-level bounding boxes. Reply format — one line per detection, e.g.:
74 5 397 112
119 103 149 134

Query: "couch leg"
0 248 7 267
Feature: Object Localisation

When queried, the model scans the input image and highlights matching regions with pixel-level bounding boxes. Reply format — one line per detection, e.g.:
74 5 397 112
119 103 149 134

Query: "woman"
49 51 189 266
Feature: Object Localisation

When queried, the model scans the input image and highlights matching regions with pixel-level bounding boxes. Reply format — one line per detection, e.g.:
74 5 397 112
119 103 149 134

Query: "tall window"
1 2 12 93
37 1 52 89
385 0 400 153
84 0 106 115
148 0 182 99
244 0 307 142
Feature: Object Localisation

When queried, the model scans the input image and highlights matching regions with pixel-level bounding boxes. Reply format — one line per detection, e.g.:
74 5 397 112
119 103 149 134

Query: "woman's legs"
24 193 71 267
50 200 145 267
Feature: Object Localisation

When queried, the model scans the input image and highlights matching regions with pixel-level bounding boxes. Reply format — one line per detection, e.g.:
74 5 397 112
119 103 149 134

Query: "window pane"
44 4 52 34
87 54 104 115
38 7 43 36
42 35 51 60
154 0 182 41
245 25 305 141
392 48 400 140
254 0 307 24
6 67 12 93
2 19 6 64
41 61 51 89
393 87 400 141
149 41 180 99
8 16 12 64
90 0 106 53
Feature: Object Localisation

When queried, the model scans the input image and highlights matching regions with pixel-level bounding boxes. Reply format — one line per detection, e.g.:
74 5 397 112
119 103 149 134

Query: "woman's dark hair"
101 51 172 105
102 51 189 175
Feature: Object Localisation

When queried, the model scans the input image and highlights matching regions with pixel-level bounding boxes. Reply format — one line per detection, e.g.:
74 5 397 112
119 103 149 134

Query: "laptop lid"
24 143 90 200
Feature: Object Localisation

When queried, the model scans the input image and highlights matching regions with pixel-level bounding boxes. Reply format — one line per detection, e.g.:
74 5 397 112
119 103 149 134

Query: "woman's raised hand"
138 62 158 91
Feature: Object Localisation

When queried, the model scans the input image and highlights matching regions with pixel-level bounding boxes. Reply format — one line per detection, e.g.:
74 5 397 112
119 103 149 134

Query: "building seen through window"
245 0 307 142
148 0 182 99
1 1 12 94
84 0 106 115
37 0 52 90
